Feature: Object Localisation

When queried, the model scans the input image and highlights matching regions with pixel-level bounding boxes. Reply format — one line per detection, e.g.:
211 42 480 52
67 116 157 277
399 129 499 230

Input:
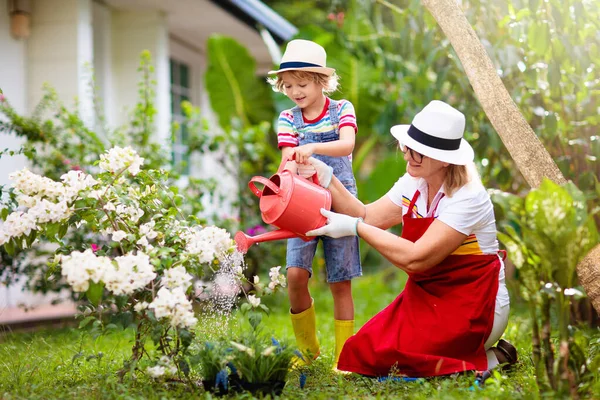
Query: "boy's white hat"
268 39 335 76
390 100 474 165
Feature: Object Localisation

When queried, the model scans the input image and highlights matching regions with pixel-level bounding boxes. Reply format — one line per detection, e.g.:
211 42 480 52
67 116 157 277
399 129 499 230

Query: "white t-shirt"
386 172 510 308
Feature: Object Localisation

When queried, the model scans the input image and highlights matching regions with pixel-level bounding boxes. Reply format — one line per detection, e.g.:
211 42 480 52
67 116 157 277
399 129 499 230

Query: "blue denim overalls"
285 99 362 283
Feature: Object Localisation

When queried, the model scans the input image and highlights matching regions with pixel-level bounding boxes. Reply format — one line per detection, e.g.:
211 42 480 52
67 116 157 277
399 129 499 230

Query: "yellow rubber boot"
290 300 320 365
333 319 354 371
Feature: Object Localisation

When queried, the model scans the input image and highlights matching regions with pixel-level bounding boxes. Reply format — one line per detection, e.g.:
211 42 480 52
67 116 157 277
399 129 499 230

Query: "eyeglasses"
401 146 424 164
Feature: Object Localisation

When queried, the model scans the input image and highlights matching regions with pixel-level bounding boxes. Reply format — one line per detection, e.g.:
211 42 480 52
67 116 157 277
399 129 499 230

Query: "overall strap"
291 106 305 130
407 190 421 218
328 98 340 135
430 193 446 216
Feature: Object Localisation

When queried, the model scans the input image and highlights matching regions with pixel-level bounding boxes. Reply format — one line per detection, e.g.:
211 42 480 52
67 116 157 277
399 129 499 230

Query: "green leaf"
0 208 8 221
358 153 406 204
45 222 60 240
248 311 262 331
4 239 15 256
78 316 96 329
85 281 104 307
58 223 69 239
544 113 557 139
528 22 550 56
259 304 270 315
240 302 251 313
205 35 274 129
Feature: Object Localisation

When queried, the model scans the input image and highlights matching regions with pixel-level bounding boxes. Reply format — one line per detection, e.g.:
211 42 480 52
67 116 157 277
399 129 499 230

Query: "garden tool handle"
248 176 280 198
278 154 320 186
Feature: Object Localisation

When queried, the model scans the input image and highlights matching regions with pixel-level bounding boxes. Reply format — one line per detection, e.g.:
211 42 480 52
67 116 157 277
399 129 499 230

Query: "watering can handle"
278 154 321 186
248 176 280 198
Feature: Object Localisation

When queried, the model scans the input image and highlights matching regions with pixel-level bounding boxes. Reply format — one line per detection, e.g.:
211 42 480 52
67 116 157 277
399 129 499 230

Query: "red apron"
338 190 501 377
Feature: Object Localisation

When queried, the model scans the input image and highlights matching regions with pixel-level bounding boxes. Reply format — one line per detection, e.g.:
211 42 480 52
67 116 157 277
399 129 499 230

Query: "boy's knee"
287 267 310 290
329 280 351 296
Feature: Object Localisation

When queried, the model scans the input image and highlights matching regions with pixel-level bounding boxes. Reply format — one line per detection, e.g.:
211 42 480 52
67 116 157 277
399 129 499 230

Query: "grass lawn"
1 267 541 399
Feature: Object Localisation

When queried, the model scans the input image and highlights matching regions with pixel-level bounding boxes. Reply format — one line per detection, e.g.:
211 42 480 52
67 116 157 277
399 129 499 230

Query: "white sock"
486 348 499 370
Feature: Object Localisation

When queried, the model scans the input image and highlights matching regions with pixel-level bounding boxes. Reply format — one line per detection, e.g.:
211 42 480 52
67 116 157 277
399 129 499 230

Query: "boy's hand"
307 157 333 188
294 144 316 164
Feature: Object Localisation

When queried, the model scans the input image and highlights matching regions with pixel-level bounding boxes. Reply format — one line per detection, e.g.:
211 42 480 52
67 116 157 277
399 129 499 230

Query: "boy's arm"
293 127 355 164
277 110 299 173
281 146 298 174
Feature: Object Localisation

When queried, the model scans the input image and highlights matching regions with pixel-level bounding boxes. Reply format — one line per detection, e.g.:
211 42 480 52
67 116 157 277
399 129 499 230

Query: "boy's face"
280 72 323 109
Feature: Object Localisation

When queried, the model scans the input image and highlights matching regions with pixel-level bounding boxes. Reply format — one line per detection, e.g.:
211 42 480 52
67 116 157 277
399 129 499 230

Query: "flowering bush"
0 145 241 376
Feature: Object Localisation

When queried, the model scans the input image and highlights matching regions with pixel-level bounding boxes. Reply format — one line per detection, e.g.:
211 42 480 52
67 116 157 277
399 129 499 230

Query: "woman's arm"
327 177 404 230
294 127 355 163
356 219 467 273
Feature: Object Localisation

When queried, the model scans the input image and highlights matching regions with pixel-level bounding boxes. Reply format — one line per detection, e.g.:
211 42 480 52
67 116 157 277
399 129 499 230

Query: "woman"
304 100 517 377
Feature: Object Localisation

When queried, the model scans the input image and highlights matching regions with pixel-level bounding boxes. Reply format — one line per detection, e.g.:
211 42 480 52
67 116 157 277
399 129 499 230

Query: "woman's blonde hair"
267 70 339 95
444 162 479 197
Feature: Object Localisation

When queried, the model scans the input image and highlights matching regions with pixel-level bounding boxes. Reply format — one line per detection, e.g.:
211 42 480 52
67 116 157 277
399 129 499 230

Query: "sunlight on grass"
0 268 539 399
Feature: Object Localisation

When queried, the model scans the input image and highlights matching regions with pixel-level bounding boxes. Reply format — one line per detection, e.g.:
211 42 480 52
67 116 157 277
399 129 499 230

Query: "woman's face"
402 145 448 179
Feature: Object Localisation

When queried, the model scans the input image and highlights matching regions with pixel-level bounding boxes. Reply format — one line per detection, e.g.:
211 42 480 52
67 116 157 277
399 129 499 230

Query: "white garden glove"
306 209 361 238
307 157 333 188
297 163 316 179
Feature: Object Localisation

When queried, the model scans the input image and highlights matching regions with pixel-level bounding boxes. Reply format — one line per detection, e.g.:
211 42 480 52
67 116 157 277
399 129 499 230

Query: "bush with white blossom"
0 146 243 377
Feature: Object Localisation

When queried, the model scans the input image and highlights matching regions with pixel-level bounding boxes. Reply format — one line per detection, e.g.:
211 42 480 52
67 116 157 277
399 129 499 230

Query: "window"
170 59 191 174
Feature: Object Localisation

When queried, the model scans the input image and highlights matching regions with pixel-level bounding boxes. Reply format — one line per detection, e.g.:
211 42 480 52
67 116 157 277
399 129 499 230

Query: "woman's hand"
297 163 316 179
307 157 333 188
306 209 360 238
293 144 316 164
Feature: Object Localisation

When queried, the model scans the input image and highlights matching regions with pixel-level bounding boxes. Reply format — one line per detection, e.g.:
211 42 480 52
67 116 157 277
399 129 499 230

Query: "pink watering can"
234 157 331 253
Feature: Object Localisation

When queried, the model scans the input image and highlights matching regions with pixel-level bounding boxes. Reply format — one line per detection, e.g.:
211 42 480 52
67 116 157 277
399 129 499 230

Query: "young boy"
267 39 361 370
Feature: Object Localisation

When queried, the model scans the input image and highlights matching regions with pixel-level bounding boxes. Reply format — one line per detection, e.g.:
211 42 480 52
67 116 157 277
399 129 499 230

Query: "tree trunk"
421 0 600 313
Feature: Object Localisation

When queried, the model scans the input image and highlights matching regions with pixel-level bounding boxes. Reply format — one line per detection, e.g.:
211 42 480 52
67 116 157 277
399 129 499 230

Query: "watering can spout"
234 229 298 253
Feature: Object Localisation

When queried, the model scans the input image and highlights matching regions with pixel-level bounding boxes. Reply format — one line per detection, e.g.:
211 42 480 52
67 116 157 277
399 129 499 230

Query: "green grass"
0 268 567 399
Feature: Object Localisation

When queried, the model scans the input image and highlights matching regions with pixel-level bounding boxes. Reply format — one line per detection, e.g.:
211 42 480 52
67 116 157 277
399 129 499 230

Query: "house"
0 0 296 323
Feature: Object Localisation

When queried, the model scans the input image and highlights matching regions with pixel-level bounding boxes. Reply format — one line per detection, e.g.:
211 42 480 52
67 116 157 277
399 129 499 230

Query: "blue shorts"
286 235 362 283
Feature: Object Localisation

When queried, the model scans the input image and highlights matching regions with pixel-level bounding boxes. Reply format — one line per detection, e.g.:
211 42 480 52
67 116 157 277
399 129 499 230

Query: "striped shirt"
277 97 357 148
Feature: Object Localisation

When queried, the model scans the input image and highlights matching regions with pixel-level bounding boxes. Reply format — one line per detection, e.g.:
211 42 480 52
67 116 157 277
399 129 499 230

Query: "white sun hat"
268 39 335 76
390 100 474 165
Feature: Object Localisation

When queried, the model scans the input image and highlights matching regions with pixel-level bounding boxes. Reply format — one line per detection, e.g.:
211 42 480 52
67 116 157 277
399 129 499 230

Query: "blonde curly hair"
267 70 339 95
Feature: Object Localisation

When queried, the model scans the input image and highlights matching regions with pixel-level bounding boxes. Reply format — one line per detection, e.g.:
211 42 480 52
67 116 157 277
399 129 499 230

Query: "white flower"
60 170 97 201
60 249 113 292
268 266 287 290
230 341 255 357
103 202 116 211
248 295 261 308
139 220 157 239
564 288 584 297
253 275 260 284
148 287 197 328
111 230 127 242
103 252 156 295
99 146 144 176
147 365 166 378
261 346 276 357
161 265 193 290
134 301 149 312
185 226 233 264
0 211 38 242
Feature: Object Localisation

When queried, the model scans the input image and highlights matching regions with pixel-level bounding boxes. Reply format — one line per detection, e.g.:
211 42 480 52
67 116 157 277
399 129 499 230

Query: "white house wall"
110 9 170 146
0 0 28 188
27 0 94 125
92 1 114 130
